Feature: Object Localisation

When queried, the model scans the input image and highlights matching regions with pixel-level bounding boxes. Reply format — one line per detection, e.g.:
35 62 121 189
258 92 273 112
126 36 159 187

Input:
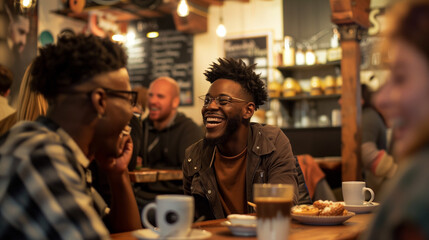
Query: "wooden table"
111 213 374 240
129 169 183 183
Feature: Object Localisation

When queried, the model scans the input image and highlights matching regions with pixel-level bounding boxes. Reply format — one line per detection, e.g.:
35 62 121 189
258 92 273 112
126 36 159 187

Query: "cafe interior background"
1 0 390 197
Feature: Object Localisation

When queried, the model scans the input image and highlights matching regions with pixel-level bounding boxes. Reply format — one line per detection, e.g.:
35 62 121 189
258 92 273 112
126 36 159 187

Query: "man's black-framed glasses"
199 94 248 107
62 87 138 107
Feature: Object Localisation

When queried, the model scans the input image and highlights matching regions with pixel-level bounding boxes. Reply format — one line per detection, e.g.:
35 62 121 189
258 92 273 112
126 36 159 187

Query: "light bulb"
216 23 227 37
112 34 125 43
147 31 159 39
177 0 189 17
22 0 32 8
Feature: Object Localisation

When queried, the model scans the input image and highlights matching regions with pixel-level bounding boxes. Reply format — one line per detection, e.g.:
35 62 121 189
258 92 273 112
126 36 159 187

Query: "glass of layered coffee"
254 183 294 240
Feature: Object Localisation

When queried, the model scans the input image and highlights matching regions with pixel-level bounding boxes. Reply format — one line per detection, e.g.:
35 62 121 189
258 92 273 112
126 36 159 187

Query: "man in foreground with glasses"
0 34 141 238
183 58 299 220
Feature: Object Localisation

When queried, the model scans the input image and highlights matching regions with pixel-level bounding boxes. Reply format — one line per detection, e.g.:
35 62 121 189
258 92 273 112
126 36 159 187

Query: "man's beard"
204 115 241 147
12 43 24 55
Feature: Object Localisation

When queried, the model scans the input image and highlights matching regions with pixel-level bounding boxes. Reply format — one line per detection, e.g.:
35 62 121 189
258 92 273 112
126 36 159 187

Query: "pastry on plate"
291 205 319 216
293 200 349 216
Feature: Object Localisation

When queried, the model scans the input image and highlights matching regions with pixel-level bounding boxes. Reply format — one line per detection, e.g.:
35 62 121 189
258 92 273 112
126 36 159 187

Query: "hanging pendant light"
146 21 159 39
216 7 227 37
177 0 189 17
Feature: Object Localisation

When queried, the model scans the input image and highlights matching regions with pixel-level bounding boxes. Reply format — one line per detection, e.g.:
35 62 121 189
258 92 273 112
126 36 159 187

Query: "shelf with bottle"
273 35 342 78
268 74 342 100
275 60 341 79
268 97 341 129
270 93 341 102
276 60 340 72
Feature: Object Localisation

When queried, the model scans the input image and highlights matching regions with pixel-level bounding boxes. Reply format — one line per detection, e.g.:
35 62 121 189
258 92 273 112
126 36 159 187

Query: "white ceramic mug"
342 181 375 205
141 195 194 237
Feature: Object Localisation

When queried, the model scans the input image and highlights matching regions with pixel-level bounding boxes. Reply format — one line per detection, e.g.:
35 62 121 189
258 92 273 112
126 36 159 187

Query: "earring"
97 113 103 119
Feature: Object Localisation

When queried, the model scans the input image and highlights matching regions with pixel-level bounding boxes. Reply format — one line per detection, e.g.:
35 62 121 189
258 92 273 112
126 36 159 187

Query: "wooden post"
339 25 366 180
329 0 370 181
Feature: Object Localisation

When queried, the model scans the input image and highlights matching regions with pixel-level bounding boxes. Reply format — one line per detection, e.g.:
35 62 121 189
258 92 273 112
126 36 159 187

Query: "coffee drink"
256 197 292 240
254 184 294 240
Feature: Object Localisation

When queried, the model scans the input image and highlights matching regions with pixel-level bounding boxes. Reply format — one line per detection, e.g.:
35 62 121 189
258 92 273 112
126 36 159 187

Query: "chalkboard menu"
127 18 194 105
224 33 272 82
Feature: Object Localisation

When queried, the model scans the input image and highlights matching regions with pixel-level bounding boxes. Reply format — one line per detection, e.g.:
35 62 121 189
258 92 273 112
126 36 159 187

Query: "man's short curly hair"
31 34 127 101
204 58 267 109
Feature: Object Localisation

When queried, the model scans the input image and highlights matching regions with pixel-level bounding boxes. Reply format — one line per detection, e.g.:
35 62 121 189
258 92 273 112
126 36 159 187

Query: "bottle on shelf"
305 47 316 65
331 108 341 127
310 76 323 96
309 101 318 127
274 40 283 66
318 114 330 127
268 81 282 98
324 75 336 95
282 77 299 97
315 48 328 64
293 101 301 128
295 45 305 66
300 100 310 127
282 36 295 66
327 28 342 62
336 76 342 94
266 110 277 126
280 107 291 128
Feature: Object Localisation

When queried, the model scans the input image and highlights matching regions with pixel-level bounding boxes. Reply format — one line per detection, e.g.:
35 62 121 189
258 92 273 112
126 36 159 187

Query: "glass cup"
254 184 294 240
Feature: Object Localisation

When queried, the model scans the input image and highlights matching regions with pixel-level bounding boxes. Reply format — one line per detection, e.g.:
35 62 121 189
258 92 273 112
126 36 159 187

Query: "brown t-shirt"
214 147 248 216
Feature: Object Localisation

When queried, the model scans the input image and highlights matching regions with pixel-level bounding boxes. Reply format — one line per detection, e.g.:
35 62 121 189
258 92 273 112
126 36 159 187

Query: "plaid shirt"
0 117 109 239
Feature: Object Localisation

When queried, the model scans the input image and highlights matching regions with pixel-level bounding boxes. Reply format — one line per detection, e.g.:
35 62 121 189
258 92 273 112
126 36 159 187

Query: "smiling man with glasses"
183 58 299 220
0 34 141 239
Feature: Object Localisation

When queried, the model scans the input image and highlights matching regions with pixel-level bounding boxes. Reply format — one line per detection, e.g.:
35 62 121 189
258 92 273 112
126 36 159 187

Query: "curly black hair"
31 34 127 101
204 58 268 109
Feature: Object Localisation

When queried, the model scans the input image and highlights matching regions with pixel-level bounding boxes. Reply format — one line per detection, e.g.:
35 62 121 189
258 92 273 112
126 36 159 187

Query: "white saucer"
340 201 380 214
221 221 256 237
132 229 212 240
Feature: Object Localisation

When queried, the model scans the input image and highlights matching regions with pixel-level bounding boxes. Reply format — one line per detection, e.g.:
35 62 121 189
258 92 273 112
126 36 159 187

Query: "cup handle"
142 202 158 233
363 187 375 203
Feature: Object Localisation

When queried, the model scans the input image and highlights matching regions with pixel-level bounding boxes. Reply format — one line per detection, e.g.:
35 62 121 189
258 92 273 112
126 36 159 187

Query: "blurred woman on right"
363 0 429 239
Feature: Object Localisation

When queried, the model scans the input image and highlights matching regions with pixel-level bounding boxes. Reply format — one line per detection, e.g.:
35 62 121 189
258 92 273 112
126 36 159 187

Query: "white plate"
340 201 380 214
132 229 212 240
221 221 256 237
292 212 355 226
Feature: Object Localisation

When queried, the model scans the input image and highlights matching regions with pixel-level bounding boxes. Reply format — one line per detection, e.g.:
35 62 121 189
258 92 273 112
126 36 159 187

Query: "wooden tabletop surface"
111 213 374 240
129 169 183 183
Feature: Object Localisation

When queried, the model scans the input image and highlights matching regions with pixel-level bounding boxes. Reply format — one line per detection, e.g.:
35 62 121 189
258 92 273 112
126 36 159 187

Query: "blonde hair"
16 63 48 121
